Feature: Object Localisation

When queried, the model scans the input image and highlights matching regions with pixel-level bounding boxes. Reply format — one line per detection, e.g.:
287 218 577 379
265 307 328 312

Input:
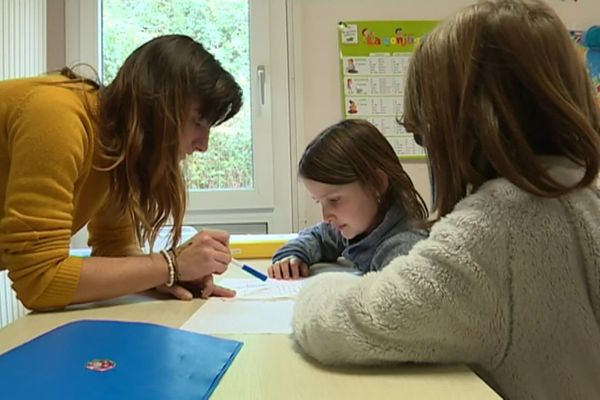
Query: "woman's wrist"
167 248 181 281
159 249 178 287
150 252 173 287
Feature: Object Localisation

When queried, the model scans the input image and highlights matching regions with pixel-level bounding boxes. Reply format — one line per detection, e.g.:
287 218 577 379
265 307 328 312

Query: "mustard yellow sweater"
0 76 139 309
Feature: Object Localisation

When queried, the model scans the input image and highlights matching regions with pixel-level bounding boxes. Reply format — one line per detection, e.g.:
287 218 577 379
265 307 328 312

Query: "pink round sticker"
85 359 116 372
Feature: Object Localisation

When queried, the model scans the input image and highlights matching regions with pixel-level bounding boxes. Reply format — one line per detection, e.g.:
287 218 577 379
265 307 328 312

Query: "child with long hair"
268 119 428 279
292 1 600 399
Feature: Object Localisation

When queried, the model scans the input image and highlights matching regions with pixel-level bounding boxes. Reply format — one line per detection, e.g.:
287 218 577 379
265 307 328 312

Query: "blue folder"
0 319 243 400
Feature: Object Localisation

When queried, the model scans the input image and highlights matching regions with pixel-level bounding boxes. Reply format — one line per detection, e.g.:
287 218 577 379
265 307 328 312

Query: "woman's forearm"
73 254 168 304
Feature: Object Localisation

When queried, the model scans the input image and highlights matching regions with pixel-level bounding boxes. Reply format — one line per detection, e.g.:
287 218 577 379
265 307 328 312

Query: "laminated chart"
338 20 438 159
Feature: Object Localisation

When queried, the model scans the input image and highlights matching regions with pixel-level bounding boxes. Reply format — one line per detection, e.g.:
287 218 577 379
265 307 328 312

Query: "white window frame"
64 0 295 233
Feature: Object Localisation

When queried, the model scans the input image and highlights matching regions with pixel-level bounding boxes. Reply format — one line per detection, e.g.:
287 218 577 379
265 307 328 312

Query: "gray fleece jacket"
272 206 427 273
293 157 600 400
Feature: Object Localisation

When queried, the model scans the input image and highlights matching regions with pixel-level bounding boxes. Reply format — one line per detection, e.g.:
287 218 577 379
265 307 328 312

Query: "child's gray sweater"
272 206 427 273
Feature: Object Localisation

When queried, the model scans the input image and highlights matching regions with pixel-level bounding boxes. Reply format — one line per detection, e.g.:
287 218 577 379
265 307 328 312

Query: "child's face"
303 178 379 240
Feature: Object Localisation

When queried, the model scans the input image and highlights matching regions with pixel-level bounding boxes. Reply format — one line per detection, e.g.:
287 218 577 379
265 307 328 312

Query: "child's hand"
268 256 309 280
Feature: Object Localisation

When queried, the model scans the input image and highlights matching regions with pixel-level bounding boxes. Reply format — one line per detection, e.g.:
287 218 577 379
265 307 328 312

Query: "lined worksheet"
217 278 305 300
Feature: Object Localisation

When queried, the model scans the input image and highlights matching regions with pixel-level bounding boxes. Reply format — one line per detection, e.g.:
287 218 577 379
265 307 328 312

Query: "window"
102 0 253 192
65 0 294 233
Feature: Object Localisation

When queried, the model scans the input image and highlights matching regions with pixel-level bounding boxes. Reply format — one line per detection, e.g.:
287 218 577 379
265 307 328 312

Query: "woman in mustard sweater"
0 35 243 310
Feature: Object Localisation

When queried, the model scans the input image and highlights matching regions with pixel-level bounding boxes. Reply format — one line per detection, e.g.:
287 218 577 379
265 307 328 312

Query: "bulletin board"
338 20 438 159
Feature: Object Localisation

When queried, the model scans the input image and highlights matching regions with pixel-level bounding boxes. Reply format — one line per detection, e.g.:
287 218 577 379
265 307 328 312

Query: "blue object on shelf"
583 25 600 48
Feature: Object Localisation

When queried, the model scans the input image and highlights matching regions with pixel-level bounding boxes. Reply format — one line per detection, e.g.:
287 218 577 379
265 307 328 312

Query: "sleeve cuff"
29 256 83 309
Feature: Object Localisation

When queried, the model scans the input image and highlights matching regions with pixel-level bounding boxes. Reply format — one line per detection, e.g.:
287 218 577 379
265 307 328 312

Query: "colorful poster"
338 20 438 159
571 27 600 109
582 27 600 109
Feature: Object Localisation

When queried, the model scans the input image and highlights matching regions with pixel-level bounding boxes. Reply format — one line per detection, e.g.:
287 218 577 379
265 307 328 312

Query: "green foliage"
102 0 253 189
185 127 253 189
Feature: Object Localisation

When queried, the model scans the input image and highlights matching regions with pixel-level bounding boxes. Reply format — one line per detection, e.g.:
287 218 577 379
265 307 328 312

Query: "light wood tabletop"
0 259 500 400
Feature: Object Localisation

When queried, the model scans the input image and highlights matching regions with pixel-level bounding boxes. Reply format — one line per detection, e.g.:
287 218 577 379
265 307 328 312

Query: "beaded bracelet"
167 248 181 281
160 249 177 288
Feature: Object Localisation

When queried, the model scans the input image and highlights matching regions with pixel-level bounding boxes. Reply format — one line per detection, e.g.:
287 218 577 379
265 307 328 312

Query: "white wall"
290 0 599 228
47 0 65 71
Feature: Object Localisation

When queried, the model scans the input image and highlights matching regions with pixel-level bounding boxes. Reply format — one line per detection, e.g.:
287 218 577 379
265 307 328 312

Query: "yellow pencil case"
229 234 298 259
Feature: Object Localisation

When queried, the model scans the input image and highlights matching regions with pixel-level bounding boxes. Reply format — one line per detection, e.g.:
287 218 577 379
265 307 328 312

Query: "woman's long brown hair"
402 0 600 220
62 35 242 249
299 119 429 227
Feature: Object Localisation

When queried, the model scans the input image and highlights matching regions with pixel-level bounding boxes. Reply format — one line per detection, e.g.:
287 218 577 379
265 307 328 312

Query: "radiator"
0 271 27 328
0 0 47 79
0 0 47 327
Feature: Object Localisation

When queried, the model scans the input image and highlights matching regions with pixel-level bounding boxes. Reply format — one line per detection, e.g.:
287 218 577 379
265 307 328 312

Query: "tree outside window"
102 0 253 190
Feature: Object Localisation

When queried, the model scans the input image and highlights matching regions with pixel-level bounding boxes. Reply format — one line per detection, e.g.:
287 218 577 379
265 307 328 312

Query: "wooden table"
0 259 500 399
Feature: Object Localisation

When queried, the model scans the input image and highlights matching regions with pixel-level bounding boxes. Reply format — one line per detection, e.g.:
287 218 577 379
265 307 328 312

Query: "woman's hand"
268 256 309 280
155 229 236 300
196 275 236 299
157 275 236 300
175 229 232 281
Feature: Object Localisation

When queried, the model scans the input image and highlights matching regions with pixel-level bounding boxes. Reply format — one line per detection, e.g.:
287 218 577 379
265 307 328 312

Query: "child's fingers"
291 263 300 279
300 263 310 277
281 261 291 280
270 258 303 280
290 264 300 279
272 263 284 279
289 257 305 280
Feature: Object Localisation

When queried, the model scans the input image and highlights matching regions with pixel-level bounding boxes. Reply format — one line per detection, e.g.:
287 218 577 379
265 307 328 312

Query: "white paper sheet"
180 299 295 334
217 278 306 300
181 265 358 335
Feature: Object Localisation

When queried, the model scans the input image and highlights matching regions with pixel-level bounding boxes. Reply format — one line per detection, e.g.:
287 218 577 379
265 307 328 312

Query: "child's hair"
299 119 429 226
59 35 243 248
402 0 600 220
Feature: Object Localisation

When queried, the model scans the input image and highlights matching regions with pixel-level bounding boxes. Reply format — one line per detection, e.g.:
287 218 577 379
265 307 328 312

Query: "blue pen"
231 258 268 281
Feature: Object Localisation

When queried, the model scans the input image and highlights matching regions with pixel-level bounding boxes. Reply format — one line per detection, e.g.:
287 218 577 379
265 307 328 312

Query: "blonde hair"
402 0 600 220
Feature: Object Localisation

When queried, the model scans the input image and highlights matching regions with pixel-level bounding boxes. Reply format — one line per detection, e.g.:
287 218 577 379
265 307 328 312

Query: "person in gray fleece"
269 119 429 279
292 1 600 399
